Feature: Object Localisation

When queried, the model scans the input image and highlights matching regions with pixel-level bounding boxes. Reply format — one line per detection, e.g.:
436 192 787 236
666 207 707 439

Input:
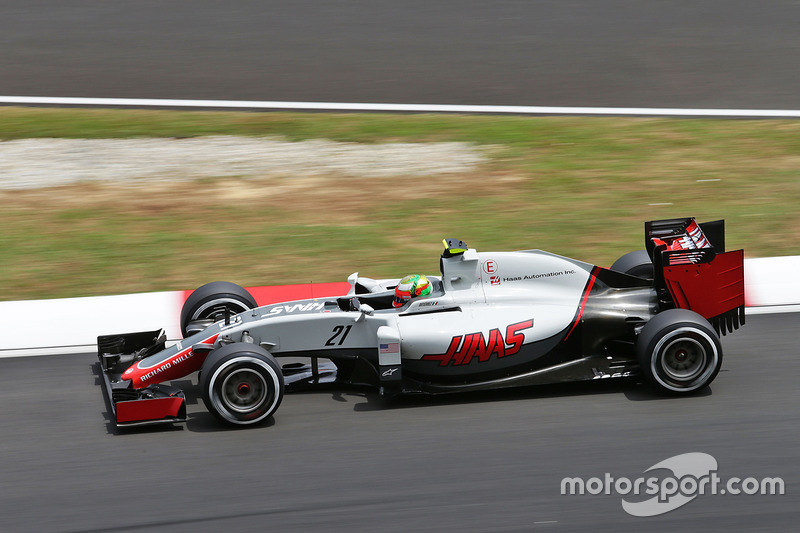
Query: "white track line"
2 96 800 117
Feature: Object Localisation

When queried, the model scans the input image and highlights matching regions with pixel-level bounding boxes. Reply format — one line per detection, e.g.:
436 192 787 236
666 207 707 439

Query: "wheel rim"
651 327 719 391
220 369 269 414
660 338 708 381
206 355 283 425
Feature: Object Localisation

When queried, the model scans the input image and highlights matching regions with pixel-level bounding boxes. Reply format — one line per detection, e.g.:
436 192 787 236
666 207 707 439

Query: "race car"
97 217 745 427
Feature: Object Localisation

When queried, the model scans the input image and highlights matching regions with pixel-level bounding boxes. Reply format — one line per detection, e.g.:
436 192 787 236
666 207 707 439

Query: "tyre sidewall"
637 310 723 393
200 343 284 426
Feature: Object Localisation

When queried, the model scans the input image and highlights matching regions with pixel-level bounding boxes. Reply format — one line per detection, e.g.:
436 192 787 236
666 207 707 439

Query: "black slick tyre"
199 343 284 426
610 250 653 280
636 309 723 393
180 281 257 337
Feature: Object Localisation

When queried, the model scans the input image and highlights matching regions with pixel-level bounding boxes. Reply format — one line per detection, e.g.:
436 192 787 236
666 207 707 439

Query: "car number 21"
325 325 352 346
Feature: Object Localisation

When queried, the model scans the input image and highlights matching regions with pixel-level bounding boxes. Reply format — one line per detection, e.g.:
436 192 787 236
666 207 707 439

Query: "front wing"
97 330 187 426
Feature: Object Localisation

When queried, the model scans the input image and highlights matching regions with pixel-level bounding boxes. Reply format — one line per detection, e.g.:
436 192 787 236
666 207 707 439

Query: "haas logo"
422 319 533 367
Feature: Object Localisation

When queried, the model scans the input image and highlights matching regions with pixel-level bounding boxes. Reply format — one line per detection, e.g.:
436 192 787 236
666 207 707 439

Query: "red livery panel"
124 334 219 387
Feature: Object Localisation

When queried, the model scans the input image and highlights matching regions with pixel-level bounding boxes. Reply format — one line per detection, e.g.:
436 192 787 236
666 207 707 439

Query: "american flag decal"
380 343 399 353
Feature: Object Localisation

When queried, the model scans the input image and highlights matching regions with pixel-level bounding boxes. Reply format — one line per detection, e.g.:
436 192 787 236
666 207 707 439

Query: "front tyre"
200 343 284 426
180 281 257 337
636 309 722 393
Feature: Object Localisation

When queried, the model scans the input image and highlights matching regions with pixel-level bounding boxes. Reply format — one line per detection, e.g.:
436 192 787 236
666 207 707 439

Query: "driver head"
393 274 432 308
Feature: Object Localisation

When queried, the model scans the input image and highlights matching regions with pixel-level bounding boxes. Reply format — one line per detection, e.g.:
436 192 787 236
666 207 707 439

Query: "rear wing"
646 218 745 335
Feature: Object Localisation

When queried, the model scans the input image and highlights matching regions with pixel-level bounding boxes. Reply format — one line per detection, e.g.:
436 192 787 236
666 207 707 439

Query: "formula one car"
97 217 745 427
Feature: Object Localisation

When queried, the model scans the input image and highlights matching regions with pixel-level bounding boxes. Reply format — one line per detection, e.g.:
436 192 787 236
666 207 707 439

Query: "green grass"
1 106 799 301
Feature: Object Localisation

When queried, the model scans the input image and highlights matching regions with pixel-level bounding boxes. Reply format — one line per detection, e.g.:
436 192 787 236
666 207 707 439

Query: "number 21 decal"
325 325 352 346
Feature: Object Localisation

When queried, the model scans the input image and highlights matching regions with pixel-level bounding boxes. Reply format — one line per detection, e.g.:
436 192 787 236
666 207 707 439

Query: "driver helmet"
393 274 432 308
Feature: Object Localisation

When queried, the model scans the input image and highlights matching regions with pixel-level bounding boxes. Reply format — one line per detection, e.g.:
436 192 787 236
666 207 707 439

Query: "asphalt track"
0 312 796 532
3 1 800 109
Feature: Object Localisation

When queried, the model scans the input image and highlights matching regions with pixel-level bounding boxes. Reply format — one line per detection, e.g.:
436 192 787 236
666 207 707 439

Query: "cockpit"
337 238 473 313
338 277 446 312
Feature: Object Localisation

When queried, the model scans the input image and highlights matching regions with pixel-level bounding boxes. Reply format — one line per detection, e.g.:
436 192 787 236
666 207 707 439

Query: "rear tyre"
199 343 284 426
610 250 653 280
636 309 722 393
180 281 257 337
